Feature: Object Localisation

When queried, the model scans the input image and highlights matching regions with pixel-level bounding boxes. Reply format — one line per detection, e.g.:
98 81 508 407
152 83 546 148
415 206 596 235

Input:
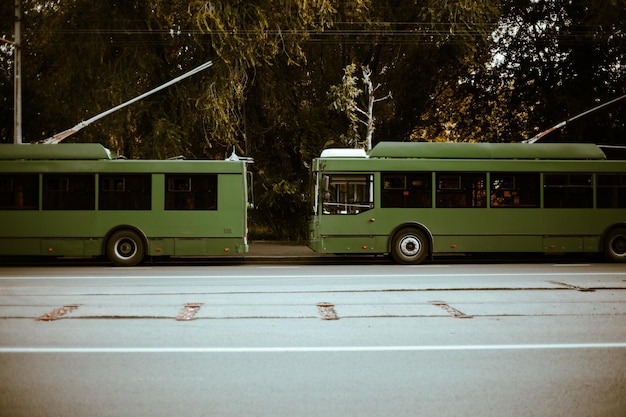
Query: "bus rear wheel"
107 229 145 266
391 228 429 265
604 227 626 262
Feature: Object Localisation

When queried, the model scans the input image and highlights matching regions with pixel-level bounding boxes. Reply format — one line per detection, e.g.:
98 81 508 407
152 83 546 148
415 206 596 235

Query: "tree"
1 0 216 158
6 0 621 240
328 63 392 150
419 0 626 144
189 0 376 239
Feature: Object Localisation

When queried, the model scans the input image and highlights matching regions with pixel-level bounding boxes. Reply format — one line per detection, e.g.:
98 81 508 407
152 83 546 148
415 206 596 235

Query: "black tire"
106 229 145 267
391 228 429 265
604 227 626 262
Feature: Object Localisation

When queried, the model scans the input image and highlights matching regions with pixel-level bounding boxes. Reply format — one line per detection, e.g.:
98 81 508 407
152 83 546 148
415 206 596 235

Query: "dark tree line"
1 0 625 239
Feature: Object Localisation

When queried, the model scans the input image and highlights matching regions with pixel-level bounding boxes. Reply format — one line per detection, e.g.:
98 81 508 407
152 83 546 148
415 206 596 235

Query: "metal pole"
14 0 22 144
524 93 626 143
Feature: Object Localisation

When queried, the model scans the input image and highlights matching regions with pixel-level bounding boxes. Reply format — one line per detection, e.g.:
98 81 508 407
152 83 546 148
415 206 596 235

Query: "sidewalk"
247 241 320 258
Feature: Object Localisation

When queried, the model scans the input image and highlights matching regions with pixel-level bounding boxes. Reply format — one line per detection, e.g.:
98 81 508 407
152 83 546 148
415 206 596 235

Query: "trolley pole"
14 0 22 144
524 94 626 143
40 59 215 144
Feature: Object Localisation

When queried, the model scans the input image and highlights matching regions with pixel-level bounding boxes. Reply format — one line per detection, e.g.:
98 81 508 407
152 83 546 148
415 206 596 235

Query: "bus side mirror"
323 175 330 192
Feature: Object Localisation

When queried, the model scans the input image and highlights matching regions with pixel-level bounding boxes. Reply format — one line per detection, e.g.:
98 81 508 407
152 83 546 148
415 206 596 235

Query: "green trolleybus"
0 143 251 266
308 142 626 264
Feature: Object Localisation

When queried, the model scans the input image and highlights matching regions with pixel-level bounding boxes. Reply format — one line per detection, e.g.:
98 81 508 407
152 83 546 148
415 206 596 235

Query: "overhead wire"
31 24 617 47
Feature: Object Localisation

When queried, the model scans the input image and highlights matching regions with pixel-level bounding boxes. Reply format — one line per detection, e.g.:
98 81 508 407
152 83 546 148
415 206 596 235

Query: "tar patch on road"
317 302 339 320
429 301 472 319
548 281 595 292
176 303 204 321
37 305 80 321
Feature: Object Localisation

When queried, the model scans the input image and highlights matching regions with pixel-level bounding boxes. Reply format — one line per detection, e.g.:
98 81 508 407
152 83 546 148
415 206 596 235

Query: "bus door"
318 173 377 253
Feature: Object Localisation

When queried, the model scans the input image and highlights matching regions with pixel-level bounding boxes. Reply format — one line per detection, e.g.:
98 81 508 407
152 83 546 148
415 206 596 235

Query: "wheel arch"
103 225 148 255
387 222 434 256
601 222 626 252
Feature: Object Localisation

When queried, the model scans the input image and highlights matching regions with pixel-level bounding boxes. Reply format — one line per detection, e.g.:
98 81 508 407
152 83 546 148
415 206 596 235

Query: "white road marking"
258 266 301 269
404 265 450 268
1 343 626 354
1 272 626 280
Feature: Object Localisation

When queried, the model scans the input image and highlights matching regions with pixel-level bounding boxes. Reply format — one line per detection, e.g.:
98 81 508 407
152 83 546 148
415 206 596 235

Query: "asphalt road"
1 261 626 417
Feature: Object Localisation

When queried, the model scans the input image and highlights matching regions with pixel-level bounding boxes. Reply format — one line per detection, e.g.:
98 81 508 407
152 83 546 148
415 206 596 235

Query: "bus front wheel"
604 227 626 262
391 228 429 265
107 230 145 267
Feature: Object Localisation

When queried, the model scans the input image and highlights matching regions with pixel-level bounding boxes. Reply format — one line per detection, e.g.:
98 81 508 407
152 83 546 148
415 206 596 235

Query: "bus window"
436 173 486 208
43 174 95 210
322 174 373 215
544 173 593 208
247 171 255 209
490 173 540 208
99 174 151 210
382 172 432 208
165 174 218 210
0 174 39 210
597 173 626 208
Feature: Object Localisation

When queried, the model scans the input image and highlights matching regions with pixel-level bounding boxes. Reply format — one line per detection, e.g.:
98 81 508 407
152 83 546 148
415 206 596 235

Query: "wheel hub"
612 236 626 255
116 239 136 258
400 236 421 257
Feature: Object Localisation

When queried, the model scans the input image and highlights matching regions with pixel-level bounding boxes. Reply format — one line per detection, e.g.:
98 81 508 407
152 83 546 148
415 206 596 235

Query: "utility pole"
14 0 22 144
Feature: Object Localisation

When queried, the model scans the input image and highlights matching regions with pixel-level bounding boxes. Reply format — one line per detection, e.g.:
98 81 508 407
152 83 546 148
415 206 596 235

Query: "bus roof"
320 148 368 158
0 143 115 160
367 142 607 160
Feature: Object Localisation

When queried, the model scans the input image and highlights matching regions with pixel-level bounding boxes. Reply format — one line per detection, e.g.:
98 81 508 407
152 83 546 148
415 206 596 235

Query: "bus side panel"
1 212 107 256
311 236 379 254
169 238 248 255
425 209 620 254
0 238 40 255
131 172 248 256
542 236 584 252
0 184 249 258
0 157 251 260
174 238 209 256
318 208 623 255
584 236 601 252
432 235 596 254
309 209 379 254
310 206 623 256
432 235 543 253
159 173 248 254
40 238 100 256
0 237 103 257
148 238 174 256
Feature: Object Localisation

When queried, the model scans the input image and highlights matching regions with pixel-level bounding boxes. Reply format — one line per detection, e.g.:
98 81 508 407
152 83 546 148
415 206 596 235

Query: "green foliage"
250 175 308 241
328 63 393 150
327 63 363 147
1 0 625 238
